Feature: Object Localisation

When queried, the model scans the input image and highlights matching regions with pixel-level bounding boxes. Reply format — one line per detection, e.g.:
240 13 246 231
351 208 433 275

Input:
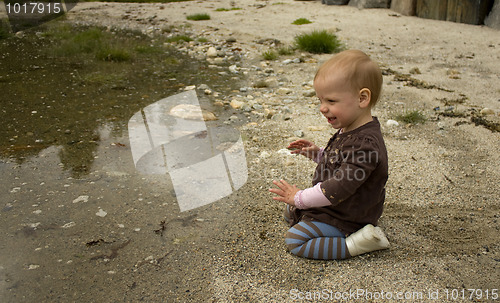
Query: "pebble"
303 89 316 97
213 58 225 64
230 99 245 109
73 195 89 203
264 109 275 119
197 84 210 90
480 108 495 115
259 151 271 159
277 149 294 156
386 119 400 127
206 47 217 57
61 222 76 228
96 209 107 217
282 58 301 65
169 104 217 121
229 65 238 74
409 67 421 74
294 130 305 137
277 88 292 95
265 78 278 87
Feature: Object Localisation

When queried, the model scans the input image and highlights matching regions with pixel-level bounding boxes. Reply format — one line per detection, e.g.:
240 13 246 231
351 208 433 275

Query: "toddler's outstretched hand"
288 139 320 160
269 179 300 206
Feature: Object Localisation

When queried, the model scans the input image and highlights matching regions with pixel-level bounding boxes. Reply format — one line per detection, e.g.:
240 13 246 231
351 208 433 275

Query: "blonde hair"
315 50 383 107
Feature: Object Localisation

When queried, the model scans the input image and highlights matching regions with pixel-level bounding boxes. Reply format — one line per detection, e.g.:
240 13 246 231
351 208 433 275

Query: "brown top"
289 117 388 235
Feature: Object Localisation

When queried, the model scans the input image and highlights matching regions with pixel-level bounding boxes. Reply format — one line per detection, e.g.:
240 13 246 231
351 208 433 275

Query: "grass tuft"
292 18 312 25
186 13 211 21
278 46 295 56
294 30 342 54
96 47 131 62
215 7 242 11
262 50 278 61
395 110 427 124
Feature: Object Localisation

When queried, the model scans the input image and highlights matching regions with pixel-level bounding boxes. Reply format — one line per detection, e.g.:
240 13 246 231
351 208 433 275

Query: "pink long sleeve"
294 182 331 209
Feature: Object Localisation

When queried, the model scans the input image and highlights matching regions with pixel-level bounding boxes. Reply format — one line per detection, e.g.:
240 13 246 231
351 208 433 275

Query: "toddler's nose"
320 104 328 113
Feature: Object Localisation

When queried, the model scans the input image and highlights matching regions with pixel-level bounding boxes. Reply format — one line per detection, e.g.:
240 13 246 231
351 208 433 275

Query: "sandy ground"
1 0 499 302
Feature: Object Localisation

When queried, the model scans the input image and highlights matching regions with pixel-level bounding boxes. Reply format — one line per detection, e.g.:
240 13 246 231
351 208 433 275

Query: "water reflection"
0 24 240 177
128 90 248 212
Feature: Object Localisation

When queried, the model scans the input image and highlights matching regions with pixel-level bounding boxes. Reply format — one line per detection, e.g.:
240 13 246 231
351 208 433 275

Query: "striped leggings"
284 205 350 260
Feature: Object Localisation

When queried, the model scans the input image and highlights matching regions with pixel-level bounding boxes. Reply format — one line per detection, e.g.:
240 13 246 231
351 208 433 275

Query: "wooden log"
416 0 448 20
447 0 495 25
391 0 417 15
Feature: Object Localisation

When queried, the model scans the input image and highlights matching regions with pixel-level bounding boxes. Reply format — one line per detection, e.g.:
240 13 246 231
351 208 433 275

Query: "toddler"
269 49 390 260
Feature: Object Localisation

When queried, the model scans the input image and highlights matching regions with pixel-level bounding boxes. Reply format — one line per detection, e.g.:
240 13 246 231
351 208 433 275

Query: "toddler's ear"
359 88 371 108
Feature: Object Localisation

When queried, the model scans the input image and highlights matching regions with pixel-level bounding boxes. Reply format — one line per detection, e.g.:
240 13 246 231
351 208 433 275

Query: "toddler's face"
313 73 366 132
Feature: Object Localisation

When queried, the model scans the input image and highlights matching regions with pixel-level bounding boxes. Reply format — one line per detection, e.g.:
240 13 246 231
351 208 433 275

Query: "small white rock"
96 209 107 217
386 119 400 127
230 99 245 109
303 89 316 97
480 108 495 116
206 47 217 57
73 195 89 203
277 88 292 95
229 65 238 74
10 187 21 193
259 151 271 159
61 222 76 229
277 148 294 156
29 222 41 229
